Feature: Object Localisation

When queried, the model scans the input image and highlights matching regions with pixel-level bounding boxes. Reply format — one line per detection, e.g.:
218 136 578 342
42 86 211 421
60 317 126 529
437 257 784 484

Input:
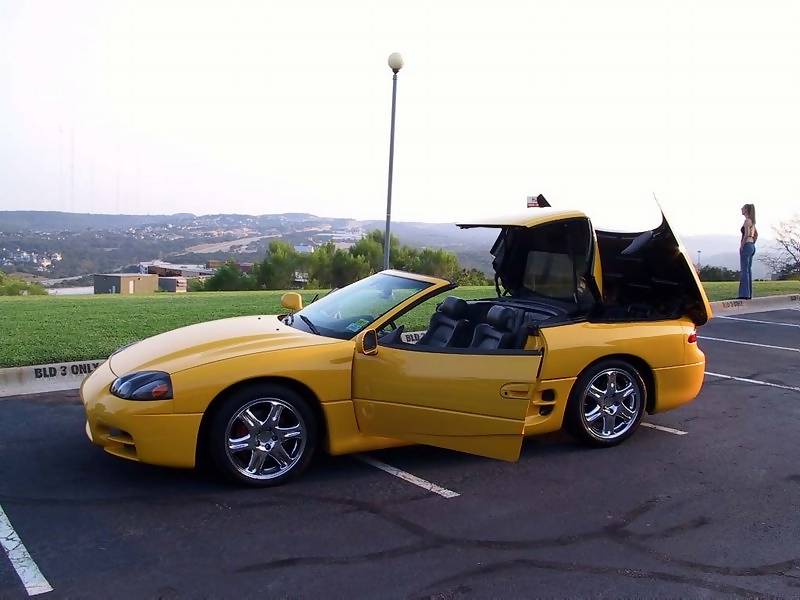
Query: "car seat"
469 305 517 350
417 296 472 348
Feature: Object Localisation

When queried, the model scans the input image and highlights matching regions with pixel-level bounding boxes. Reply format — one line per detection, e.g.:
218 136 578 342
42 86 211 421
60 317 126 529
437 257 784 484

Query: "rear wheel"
208 383 318 486
565 360 646 447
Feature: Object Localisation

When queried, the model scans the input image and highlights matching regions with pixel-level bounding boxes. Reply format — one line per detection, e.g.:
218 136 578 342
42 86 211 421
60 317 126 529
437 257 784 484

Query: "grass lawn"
1 280 798 368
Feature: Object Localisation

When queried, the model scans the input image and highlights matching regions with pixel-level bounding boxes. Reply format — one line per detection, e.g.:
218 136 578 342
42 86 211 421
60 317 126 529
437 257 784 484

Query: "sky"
1 0 799 237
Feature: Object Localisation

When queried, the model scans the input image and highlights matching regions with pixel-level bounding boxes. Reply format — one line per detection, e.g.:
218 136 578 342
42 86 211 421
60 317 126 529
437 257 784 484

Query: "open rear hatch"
595 212 712 325
458 201 711 326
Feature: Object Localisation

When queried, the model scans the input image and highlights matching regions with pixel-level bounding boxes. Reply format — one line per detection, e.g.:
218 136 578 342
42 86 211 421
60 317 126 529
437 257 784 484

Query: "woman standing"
738 204 758 299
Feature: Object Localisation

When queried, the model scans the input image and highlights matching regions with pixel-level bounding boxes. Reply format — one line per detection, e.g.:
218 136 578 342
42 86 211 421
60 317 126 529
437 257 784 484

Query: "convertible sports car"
81 206 711 486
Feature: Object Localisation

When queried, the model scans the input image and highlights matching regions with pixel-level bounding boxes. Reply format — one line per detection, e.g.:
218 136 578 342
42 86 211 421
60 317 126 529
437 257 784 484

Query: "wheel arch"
575 354 656 414
195 376 328 467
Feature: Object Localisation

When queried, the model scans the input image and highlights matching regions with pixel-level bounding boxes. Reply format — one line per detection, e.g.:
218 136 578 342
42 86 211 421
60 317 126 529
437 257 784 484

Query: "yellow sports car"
81 206 711 486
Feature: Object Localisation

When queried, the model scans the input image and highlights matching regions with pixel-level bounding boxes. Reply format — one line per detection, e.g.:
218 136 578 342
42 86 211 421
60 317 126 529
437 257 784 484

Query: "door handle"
500 383 532 399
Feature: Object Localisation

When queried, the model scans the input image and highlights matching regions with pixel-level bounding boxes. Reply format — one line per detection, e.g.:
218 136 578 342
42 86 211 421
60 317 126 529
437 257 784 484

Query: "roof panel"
457 208 588 229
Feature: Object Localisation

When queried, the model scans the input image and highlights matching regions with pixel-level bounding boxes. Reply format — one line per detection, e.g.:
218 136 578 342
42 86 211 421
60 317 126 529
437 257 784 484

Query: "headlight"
110 371 173 400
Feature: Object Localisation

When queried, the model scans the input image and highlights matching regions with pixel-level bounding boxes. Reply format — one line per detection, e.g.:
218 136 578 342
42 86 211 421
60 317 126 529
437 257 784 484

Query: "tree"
761 216 800 279
258 241 301 289
331 250 370 287
455 268 492 286
349 234 385 272
697 265 740 282
202 261 257 291
0 272 47 296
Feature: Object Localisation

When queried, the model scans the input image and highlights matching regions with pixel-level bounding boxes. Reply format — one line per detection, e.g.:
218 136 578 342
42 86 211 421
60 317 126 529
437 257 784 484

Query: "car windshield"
289 273 433 339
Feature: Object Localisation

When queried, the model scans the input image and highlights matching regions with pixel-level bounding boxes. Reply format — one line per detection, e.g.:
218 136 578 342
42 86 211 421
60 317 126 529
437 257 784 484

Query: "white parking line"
717 315 800 328
355 455 460 499
699 336 800 353
0 504 52 596
640 422 688 435
705 371 800 393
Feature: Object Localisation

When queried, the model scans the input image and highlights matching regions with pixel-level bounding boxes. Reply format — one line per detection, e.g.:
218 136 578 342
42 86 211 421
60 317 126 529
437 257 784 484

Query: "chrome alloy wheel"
581 368 640 441
225 398 307 480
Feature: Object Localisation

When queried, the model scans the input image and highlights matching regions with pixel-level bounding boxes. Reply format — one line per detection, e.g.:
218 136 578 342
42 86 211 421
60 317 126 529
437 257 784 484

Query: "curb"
709 293 800 316
1 294 798 399
0 360 105 399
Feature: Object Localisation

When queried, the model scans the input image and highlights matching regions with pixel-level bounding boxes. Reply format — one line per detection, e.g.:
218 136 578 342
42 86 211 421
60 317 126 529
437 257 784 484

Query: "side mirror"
357 329 379 356
281 292 303 312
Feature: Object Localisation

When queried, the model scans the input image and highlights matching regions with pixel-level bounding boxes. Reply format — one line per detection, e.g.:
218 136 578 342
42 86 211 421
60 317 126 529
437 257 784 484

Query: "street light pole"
383 52 403 271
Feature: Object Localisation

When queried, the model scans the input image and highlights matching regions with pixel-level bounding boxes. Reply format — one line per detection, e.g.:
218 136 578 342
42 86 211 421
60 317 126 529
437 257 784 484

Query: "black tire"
564 359 646 447
207 383 318 487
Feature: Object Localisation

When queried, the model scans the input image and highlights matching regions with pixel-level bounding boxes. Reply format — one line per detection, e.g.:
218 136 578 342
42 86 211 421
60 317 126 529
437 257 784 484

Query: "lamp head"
387 52 404 73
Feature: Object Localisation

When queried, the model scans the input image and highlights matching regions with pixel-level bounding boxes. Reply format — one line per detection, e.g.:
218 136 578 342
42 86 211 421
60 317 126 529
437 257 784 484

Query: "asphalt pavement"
1 309 799 599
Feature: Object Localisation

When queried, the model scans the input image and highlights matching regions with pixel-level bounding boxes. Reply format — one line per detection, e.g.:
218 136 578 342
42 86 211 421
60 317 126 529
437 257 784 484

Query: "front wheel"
207 383 318 486
565 360 646 447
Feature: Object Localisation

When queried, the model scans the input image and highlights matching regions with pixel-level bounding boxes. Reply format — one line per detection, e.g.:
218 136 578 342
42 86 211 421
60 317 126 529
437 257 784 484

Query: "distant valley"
0 210 768 280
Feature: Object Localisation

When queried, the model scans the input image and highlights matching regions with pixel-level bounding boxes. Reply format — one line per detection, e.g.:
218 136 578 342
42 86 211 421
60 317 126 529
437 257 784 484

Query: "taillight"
687 330 698 344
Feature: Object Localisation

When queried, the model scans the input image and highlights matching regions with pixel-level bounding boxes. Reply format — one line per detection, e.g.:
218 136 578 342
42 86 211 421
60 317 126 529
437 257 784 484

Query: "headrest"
486 305 515 331
439 296 468 319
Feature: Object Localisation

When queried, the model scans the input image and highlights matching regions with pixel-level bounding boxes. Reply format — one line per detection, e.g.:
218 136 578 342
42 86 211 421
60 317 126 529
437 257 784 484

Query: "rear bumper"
81 361 201 468
651 360 705 413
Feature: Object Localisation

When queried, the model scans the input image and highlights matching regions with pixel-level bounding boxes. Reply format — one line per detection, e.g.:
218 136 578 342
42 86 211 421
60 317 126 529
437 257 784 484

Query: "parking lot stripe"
0 504 53 596
640 422 688 435
699 336 800 353
705 371 800 394
717 315 800 328
354 455 460 499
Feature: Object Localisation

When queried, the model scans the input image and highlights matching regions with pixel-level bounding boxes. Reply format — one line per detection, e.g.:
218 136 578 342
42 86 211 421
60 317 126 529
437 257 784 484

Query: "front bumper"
81 361 202 468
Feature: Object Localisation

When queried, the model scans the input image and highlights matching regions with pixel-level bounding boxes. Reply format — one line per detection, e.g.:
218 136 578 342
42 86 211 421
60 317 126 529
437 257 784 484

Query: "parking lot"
1 308 799 599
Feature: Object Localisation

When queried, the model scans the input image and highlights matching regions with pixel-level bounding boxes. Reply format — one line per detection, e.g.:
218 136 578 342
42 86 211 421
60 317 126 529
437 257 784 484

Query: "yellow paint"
457 208 588 229
80 209 710 474
352 346 541 460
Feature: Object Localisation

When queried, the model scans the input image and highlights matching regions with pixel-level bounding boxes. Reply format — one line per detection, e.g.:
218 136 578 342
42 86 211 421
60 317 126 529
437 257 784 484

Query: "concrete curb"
0 360 104 399
1 294 798 399
709 293 800 316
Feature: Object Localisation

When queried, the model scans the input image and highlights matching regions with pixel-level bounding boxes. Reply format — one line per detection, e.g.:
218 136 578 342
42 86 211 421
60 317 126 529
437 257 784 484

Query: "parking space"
2 309 800 598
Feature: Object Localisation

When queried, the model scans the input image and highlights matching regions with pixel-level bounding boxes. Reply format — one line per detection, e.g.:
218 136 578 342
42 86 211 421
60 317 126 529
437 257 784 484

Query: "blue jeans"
739 242 755 299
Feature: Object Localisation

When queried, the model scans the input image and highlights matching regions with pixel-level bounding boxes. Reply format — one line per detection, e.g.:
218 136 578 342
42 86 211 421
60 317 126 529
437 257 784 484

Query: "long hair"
744 203 756 224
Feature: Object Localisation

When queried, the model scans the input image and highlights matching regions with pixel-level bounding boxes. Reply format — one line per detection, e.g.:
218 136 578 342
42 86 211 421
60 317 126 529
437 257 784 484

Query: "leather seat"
469 305 517 350
418 296 472 348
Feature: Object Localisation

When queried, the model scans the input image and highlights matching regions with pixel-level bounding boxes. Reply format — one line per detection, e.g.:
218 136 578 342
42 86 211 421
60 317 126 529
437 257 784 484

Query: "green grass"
1 280 799 368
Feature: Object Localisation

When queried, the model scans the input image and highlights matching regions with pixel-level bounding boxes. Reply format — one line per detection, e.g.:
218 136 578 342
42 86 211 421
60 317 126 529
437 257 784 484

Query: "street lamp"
697 250 702 268
383 52 404 270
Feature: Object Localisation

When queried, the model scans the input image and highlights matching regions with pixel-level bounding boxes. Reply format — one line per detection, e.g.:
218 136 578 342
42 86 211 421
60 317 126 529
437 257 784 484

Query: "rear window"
523 250 578 298
495 219 592 302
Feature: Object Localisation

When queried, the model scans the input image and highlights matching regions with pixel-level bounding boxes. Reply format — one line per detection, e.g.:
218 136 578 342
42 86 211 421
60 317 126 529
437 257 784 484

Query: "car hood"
108 315 341 376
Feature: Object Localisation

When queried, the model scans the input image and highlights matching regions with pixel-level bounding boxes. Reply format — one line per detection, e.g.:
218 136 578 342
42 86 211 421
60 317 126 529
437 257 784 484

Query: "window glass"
289 273 431 339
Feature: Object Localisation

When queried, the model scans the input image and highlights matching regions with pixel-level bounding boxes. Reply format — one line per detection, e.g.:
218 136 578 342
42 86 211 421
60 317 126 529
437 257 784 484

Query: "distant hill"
0 210 773 279
0 211 195 232
682 234 770 279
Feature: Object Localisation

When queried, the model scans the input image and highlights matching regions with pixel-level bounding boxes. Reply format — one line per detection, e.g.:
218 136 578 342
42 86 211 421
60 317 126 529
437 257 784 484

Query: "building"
158 277 187 293
205 259 254 273
140 260 214 278
94 273 158 295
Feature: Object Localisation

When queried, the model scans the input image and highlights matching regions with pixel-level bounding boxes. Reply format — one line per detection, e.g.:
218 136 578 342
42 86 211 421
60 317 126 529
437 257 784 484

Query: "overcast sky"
1 0 798 236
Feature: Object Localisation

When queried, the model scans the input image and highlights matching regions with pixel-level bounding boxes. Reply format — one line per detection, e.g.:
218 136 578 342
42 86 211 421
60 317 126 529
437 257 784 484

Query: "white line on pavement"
0 504 52 596
355 455 460 499
717 315 800 328
699 336 800 353
705 371 800 393
640 422 688 435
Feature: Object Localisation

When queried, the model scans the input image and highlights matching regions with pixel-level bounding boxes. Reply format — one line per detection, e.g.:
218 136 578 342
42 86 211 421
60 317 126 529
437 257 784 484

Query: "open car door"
351 337 540 462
